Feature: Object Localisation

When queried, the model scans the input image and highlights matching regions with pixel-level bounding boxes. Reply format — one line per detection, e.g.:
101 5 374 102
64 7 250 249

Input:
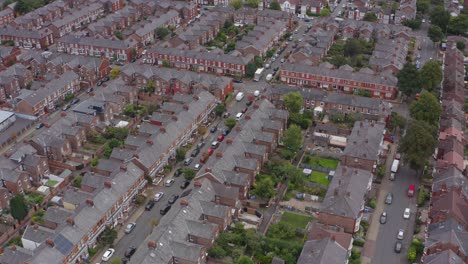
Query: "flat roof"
0 110 14 123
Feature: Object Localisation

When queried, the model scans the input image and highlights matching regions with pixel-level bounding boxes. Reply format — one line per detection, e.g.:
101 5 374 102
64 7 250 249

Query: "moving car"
145 200 155 211
403 208 411 219
407 184 415 197
385 193 393 204
168 194 179 204
395 241 402 253
397 229 404 240
165 179 175 187
180 180 190 189
154 192 164 202
102 248 115 261
124 222 136 234
380 212 387 224
160 204 171 215
124 247 136 259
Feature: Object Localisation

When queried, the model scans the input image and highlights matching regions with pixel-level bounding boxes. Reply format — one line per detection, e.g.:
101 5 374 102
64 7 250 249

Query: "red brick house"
0 27 54 49
0 187 11 209
0 168 31 194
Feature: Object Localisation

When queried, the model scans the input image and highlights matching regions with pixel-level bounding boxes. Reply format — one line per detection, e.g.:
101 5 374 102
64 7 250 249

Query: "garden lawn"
307 155 339 169
46 180 58 187
280 212 312 229
310 171 330 186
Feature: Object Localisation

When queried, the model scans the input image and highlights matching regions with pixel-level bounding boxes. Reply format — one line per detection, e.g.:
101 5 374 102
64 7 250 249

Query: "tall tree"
283 92 303 113
110 67 120 79
283 124 302 152
214 104 226 117
269 0 281 10
245 0 260 7
10 194 28 222
155 27 169 39
230 0 243 9
320 8 331 17
224 118 237 130
430 6 450 31
409 91 442 127
387 112 407 132
416 0 430 14
399 120 437 171
420 60 442 91
251 178 276 198
397 62 421 97
237 256 254 264
428 25 444 43
447 14 468 35
363 12 378 22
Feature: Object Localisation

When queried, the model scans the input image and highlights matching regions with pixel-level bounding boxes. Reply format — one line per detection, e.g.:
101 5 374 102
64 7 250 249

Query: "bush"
135 194 146 205
353 239 365 247
407 244 417 262
6 235 23 247
369 199 377 209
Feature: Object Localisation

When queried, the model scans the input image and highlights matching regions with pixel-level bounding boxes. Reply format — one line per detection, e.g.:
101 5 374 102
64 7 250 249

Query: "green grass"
305 155 339 169
280 212 312 229
46 180 58 187
310 171 330 186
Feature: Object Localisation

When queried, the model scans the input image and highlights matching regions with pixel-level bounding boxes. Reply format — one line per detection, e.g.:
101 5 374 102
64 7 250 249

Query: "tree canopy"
416 0 430 14
420 60 442 91
251 178 276 198
447 14 468 35
283 92 303 113
430 6 450 31
245 0 260 7
224 118 237 130
387 112 407 132
155 27 169 39
283 124 302 153
269 0 281 10
237 256 254 264
110 67 120 79
230 0 243 9
363 12 378 22
397 62 421 97
409 91 442 127
399 120 437 171
320 8 331 17
427 25 444 43
10 194 28 222
215 104 226 117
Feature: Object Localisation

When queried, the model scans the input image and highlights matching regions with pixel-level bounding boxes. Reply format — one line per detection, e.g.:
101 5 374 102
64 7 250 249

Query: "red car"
217 135 225 142
408 184 415 197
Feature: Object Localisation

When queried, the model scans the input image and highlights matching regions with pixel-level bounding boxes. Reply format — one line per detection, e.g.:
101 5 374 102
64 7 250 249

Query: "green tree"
428 25 444 44
397 62 421 97
104 127 129 141
109 256 123 264
269 0 281 10
245 62 257 78
183 168 196 181
402 19 422 30
208 244 227 258
407 245 417 262
363 12 378 22
430 6 450 31
283 124 302 152
110 66 120 79
237 256 254 264
245 0 260 7
72 176 83 188
320 8 331 17
229 0 243 10
251 178 276 198
114 31 123 40
10 194 28 222
420 60 442 91
283 92 303 113
410 91 442 127
447 14 468 35
162 59 170 67
399 120 437 171
456 41 465 51
224 118 237 130
155 27 169 39
387 112 406 132
344 38 362 57
416 0 430 14
214 104 226 117
99 227 117 246
176 148 187 162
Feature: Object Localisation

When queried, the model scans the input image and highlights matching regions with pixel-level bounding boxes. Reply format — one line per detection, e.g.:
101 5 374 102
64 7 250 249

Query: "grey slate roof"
44 207 73 225
343 121 385 160
297 237 348 264
423 249 465 264
432 166 468 197
0 246 34 264
81 172 107 190
58 35 138 49
321 165 372 218
22 225 55 245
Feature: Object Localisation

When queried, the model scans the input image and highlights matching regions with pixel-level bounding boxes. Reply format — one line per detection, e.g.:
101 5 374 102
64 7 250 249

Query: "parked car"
168 194 179 204
145 200 155 211
241 107 248 113
385 193 393 204
246 101 253 106
180 180 190 189
97 80 103 86
211 141 220 149
70 98 80 105
102 248 115 261
102 76 110 82
62 104 71 111
233 79 243 83
174 168 183 177
184 157 193 166
160 204 171 215
210 126 217 133
124 247 136 258
191 149 200 157
403 208 411 219
196 142 205 149
165 179 175 187
194 163 201 170
280 58 285 63
124 222 136 234
407 184 415 197
222 129 230 136
380 212 387 224
154 192 164 202
394 241 402 253
86 87 94 93
36 123 45 129
397 229 404 240
217 134 225 142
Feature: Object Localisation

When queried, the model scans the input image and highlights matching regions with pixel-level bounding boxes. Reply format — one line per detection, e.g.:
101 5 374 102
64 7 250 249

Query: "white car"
154 191 164 202
165 179 175 187
397 229 404 240
102 248 115 261
403 208 411 219
194 163 201 170
124 222 136 234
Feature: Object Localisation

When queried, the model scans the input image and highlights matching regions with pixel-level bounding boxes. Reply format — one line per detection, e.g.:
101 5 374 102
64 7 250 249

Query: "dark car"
36 123 45 129
380 212 387 224
130 58 136 63
196 142 205 150
222 129 230 136
97 81 103 86
168 194 179 204
115 61 124 66
233 79 243 83
274 66 279 71
124 247 136 258
160 204 171 215
121 258 128 264
241 107 248 113
246 100 253 106
86 87 94 93
191 148 200 157
102 76 110 82
394 241 402 253
180 180 190 189
174 168 183 177
70 98 80 105
210 126 217 133
145 200 155 211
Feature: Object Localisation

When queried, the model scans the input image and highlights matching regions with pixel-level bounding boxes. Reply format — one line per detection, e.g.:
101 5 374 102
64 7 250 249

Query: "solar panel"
54 234 74 255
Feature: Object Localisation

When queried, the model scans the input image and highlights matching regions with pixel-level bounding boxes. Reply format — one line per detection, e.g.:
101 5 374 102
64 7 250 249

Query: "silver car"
385 193 393 204
125 222 136 234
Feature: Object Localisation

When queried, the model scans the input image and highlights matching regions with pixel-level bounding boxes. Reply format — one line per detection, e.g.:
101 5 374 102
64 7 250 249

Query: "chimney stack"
66 217 74 226
171 115 178 121
104 181 112 188
159 127 166 133
245 115 251 120
194 181 202 188
180 199 189 206
132 153 139 159
146 138 154 145
46 239 55 248
147 240 157 249
183 104 189 110
192 95 199 100
86 198 94 206
216 152 223 158
253 104 259 109
120 164 127 171
204 167 212 173
226 138 233 144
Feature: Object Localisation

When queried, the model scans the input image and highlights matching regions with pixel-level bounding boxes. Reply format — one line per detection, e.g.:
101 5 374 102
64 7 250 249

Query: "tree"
269 0 281 10
245 62 257 78
448 14 468 35
344 38 362 57
176 148 187 162
420 60 442 91
237 256 254 264
245 0 260 7
397 62 421 97
214 104 226 117
10 194 28 222
402 19 422 30
456 41 465 51
208 244 227 258
251 178 276 198
363 12 378 22
427 25 444 44
283 92 303 113
387 112 406 132
155 27 169 39
183 168 196 181
399 120 437 171
320 8 331 17
430 6 450 31
283 124 302 153
407 244 417 262
162 59 170 67
229 0 243 10
416 0 430 14
409 91 442 127
224 118 237 130
114 31 123 40
99 227 118 246
110 66 120 79
109 256 123 264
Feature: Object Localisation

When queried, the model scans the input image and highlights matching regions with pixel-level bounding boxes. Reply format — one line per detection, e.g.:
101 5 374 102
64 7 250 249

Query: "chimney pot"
194 181 202 187
146 138 154 145
46 238 55 247
216 152 223 158
11 245 16 251
66 217 74 226
120 164 127 171
253 104 259 109
204 167 211 173
180 199 189 206
183 104 189 110
147 240 157 249
86 198 94 206
104 181 112 188
245 115 251 120
159 127 166 133
226 138 233 144
171 115 178 121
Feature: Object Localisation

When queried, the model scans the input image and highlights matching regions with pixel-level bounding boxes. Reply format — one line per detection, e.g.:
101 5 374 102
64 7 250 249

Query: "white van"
235 92 244 101
235 112 243 120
